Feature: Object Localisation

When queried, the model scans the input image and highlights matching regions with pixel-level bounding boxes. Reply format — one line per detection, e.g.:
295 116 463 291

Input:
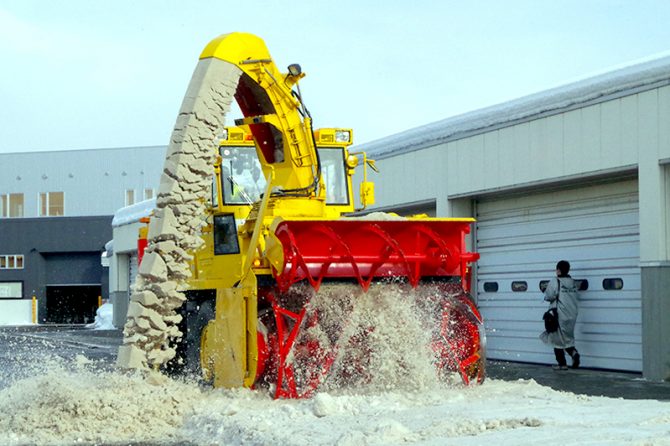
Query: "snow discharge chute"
117 32 486 397
117 56 243 369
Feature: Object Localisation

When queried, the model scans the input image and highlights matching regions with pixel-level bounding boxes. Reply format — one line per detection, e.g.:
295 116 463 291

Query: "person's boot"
571 352 580 369
565 347 580 369
553 348 568 370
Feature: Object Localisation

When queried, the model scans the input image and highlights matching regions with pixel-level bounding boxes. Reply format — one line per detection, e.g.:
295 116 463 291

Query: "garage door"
46 285 100 324
475 179 641 371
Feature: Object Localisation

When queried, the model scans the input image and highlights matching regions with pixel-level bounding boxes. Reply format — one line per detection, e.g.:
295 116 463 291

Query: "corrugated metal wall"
368 85 670 212
443 89 666 197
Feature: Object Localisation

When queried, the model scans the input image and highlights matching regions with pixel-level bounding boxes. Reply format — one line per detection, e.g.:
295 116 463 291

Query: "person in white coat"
540 260 580 370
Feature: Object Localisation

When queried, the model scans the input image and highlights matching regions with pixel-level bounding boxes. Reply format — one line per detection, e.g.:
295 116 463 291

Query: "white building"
354 55 670 381
0 146 165 323
0 146 165 218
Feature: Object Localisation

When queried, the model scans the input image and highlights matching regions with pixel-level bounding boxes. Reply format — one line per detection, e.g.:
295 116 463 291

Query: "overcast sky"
2 0 670 153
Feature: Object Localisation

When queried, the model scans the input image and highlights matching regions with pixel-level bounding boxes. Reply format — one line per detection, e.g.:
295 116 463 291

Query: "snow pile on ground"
0 355 202 445
1 358 669 446
183 381 670 446
86 303 114 330
3 283 664 445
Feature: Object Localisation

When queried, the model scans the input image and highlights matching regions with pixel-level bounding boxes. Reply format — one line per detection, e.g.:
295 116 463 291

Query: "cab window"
220 146 266 205
219 146 349 205
213 214 240 255
319 148 349 205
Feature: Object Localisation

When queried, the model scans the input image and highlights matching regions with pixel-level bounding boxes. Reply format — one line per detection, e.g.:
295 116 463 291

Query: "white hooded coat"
540 276 579 348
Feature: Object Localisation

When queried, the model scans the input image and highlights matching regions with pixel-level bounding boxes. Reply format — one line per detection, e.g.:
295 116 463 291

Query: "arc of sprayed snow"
117 58 243 370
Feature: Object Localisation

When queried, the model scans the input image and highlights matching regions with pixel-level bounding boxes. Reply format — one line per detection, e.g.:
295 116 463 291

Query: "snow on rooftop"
111 198 156 228
356 53 670 159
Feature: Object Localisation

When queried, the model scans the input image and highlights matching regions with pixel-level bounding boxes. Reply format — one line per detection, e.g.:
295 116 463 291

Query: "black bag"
543 277 561 332
543 307 559 333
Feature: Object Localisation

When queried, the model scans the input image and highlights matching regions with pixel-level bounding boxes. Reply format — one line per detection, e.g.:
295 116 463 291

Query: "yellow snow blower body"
132 33 485 398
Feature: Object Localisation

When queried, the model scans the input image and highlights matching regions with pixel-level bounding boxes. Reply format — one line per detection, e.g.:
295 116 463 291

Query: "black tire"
164 293 215 378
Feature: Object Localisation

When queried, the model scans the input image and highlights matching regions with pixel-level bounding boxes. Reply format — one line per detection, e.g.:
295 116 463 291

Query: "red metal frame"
261 291 338 399
272 220 480 293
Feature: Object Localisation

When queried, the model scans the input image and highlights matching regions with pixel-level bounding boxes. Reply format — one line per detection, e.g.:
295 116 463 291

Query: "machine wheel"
252 287 338 398
164 292 215 379
431 291 486 385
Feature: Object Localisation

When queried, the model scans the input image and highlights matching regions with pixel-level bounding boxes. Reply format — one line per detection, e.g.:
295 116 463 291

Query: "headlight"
287 63 302 76
219 129 228 141
335 130 350 143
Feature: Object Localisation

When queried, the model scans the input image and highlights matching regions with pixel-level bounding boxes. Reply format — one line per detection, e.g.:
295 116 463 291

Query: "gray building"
0 216 112 323
0 146 165 324
355 55 670 381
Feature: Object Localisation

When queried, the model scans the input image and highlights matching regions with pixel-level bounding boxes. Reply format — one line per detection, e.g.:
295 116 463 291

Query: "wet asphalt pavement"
1 325 670 401
487 359 670 401
0 325 121 390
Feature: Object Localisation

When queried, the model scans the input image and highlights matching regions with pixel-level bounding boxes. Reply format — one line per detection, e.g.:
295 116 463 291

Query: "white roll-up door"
476 179 641 371
128 253 139 293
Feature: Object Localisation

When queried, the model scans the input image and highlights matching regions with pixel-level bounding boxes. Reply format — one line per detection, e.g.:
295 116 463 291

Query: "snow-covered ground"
0 355 669 446
2 294 668 445
2 293 670 445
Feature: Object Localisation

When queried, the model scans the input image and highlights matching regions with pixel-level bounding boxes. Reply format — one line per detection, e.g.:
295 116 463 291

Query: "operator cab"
215 126 354 208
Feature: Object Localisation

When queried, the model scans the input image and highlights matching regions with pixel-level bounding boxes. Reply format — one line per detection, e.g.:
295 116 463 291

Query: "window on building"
0 282 23 298
10 194 23 217
39 193 46 216
576 279 589 291
126 189 135 206
603 278 624 290
511 281 528 292
39 192 64 216
1 193 24 217
144 188 154 200
483 282 499 292
0 255 24 270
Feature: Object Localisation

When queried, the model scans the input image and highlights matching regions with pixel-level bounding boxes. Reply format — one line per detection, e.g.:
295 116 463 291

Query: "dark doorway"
46 285 100 324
